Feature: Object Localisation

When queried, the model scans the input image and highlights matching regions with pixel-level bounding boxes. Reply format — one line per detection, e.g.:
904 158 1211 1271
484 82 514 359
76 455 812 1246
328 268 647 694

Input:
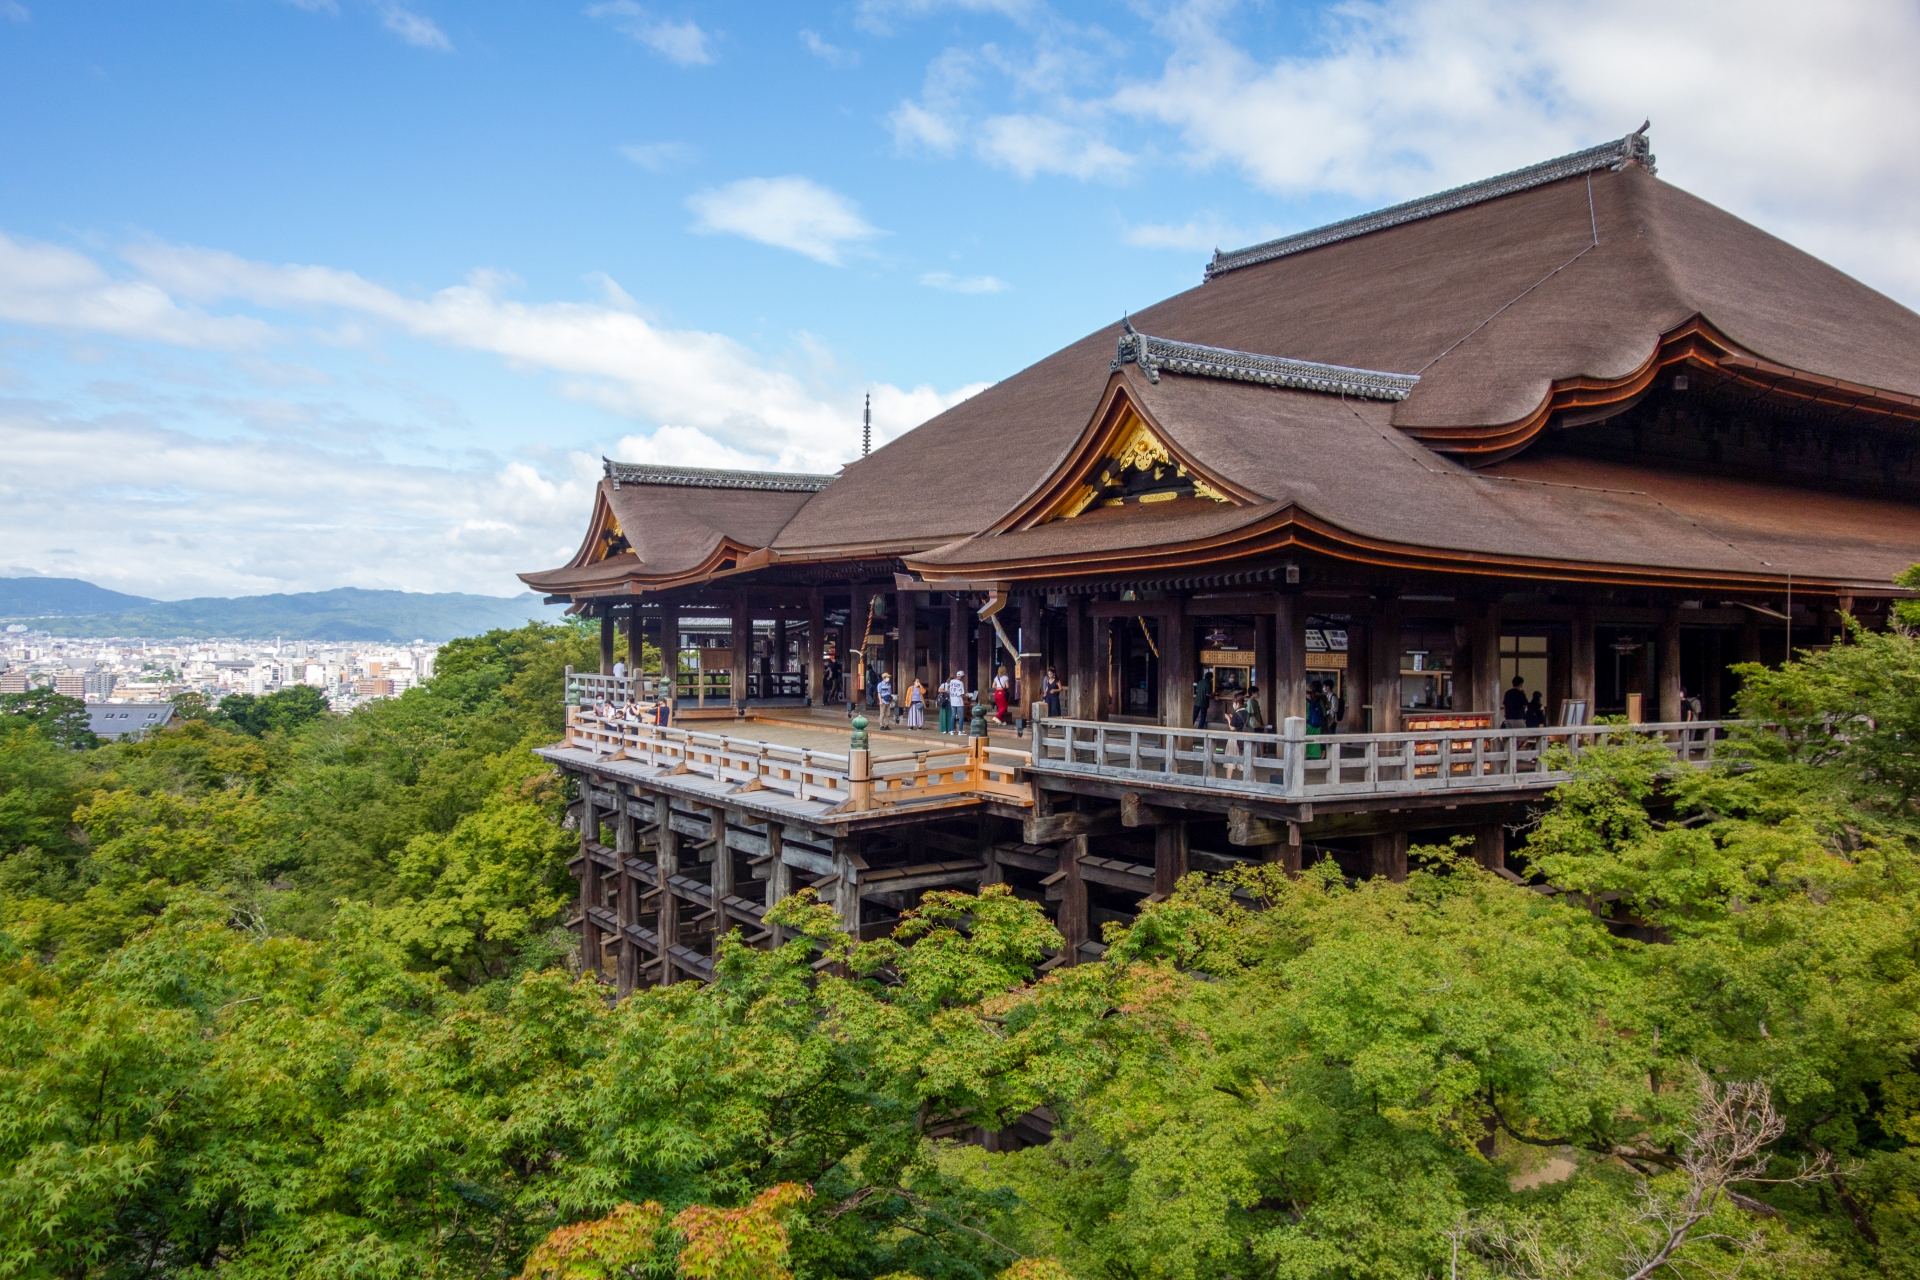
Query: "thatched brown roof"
522 134 1920 599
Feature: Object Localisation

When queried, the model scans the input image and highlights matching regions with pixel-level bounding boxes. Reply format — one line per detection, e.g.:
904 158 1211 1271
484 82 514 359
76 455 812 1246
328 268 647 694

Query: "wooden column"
773 618 788 685
1274 593 1307 723
710 809 735 958
976 615 996 709
1472 824 1505 873
834 840 864 940
947 594 968 695
1058 834 1088 963
1547 625 1571 724
659 602 680 704
1368 830 1408 882
656 814 680 984
1740 612 1762 665
764 824 791 944
1253 613 1275 727
805 588 824 705
1658 609 1683 723
1369 595 1402 734
1470 599 1501 716
1160 595 1190 730
598 611 615 676
1703 629 1724 719
1154 822 1188 898
851 583 872 707
1064 597 1087 718
1018 594 1044 715
1570 606 1595 720
731 590 752 713
578 792 603 975
615 807 638 996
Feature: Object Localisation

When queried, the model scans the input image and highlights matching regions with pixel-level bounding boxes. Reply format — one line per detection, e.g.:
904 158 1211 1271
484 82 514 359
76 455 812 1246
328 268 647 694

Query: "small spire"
862 392 871 458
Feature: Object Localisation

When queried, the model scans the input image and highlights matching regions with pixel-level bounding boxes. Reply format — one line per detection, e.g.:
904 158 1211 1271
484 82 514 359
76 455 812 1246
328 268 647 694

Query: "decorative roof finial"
862 392 871 458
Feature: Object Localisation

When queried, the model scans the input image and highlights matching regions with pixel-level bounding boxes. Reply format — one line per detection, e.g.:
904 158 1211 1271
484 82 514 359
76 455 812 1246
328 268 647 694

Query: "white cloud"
920 271 1010 294
685 177 882 266
1108 0 1920 300
1121 215 1269 253
801 29 859 68
587 2 714 66
1 2 30 22
277 0 338 13
0 231 269 349
378 4 450 50
616 140 693 171
0 406 600 598
976 114 1132 181
888 100 961 153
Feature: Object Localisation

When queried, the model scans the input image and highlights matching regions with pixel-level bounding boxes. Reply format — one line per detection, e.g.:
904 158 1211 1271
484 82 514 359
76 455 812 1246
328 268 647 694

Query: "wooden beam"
1120 789 1178 828
578 795 604 976
1659 608 1683 723
1369 830 1409 882
1227 806 1286 846
1023 805 1121 845
615 809 638 996
1275 593 1306 723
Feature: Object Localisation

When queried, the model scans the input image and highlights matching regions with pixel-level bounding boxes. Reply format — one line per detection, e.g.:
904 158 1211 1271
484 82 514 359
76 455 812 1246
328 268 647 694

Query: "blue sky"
3 0 1918 598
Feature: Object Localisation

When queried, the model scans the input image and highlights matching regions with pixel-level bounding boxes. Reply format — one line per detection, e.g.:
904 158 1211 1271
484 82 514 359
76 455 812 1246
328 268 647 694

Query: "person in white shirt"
947 670 968 734
612 659 627 680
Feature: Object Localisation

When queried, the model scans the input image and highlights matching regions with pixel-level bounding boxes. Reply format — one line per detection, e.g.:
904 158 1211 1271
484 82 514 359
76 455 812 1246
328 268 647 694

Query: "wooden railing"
565 669 666 705
1030 716 1731 801
565 708 1032 813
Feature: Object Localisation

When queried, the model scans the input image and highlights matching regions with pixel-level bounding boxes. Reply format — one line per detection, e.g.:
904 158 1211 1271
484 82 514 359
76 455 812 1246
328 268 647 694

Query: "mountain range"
0 578 566 642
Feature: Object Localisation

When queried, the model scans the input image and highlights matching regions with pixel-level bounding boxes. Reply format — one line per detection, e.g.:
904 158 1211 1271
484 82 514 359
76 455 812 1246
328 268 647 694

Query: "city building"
521 128 1920 992
87 704 176 740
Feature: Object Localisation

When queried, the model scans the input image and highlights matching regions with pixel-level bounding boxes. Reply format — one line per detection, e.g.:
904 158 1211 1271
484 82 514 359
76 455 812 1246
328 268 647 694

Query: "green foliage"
209 684 330 737
5 614 1920 1278
0 689 95 750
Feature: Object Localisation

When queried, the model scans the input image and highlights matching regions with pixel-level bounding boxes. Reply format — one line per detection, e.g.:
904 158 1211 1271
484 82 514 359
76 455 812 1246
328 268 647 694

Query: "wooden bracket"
1121 790 1177 828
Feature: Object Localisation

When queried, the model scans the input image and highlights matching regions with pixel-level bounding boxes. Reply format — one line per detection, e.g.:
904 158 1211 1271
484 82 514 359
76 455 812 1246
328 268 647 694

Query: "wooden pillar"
1472 824 1505 873
1470 599 1501 716
1740 612 1762 665
947 594 968 695
1658 609 1683 723
615 806 638 996
764 824 791 944
659 602 680 703
1153 822 1188 898
711 809 735 958
1369 595 1402 734
1058 834 1088 963
774 617 788 684
1253 613 1275 727
1703 629 1724 719
1064 597 1087 718
1018 594 1044 715
1570 606 1595 720
578 791 603 975
976 614 996 710
851 583 872 707
1160 595 1190 730
656 814 680 984
1547 625 1571 725
1368 830 1408 882
1274 593 1307 723
835 840 864 940
598 611 615 676
805 588 824 705
731 590 752 713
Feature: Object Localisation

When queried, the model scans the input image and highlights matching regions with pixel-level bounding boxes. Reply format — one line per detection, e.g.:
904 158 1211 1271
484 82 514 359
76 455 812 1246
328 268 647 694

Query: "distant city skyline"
3 0 1917 599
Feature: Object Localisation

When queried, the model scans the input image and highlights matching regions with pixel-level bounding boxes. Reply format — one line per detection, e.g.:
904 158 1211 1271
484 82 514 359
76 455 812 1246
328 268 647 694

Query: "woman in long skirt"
907 679 926 729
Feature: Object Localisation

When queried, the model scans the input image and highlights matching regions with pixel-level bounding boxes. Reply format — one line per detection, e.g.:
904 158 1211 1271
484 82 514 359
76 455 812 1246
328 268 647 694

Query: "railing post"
1282 716 1306 797
849 715 873 812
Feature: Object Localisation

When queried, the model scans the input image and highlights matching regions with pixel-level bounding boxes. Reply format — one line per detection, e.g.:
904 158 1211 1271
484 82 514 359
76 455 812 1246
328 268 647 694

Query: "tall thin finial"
862 392 871 457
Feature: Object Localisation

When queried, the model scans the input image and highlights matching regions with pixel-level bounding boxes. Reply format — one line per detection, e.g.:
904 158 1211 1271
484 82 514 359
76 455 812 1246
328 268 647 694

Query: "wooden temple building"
522 127 1920 990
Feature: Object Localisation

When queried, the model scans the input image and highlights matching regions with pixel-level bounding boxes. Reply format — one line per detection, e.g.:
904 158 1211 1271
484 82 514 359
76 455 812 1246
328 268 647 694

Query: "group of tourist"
587 696 670 728
850 664 1068 736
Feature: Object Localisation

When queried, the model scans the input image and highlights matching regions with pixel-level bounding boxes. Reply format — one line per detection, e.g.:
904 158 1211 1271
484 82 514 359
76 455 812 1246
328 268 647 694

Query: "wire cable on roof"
1417 174 1600 377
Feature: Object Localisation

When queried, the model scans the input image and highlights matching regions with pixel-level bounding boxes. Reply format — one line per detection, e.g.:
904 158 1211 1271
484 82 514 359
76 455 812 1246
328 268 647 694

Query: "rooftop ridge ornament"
1205 124 1655 281
603 460 836 492
1112 322 1419 402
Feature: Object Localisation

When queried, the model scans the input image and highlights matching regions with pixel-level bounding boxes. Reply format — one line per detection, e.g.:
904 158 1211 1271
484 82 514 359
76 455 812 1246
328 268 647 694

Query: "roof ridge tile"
1112 325 1419 401
1205 125 1655 280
